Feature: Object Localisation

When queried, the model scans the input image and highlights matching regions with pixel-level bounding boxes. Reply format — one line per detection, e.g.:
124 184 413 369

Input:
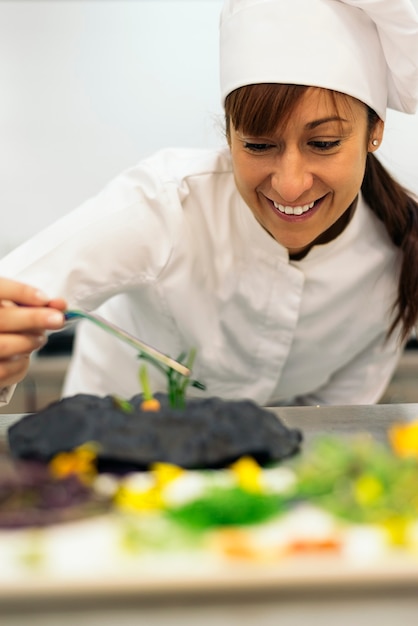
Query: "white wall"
0 0 224 256
1 0 417 257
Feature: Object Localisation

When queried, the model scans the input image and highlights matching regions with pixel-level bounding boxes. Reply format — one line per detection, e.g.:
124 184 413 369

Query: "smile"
273 200 315 215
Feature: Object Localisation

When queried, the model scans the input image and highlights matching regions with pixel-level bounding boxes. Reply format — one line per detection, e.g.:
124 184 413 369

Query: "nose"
270 150 314 203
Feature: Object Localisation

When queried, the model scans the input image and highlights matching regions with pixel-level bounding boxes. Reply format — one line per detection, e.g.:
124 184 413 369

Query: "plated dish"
2 393 418 593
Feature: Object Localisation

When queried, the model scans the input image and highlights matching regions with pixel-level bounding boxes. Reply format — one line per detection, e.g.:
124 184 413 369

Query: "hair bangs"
225 84 309 138
224 84 377 142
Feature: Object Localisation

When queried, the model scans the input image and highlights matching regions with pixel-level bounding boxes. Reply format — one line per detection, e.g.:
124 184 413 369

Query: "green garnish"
289 436 418 526
167 348 197 409
139 364 154 402
112 396 134 414
167 487 285 530
137 347 204 409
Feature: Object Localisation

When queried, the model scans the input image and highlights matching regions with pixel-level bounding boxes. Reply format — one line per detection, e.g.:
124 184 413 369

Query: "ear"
369 118 384 152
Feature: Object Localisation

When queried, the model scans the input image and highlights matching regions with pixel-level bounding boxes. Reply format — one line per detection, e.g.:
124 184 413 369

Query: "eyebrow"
305 116 349 130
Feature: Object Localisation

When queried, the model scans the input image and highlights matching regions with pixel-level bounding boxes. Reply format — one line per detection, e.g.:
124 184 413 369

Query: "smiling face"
227 86 383 257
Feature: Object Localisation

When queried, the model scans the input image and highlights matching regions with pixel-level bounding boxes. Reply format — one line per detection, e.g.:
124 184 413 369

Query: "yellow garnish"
114 484 164 512
382 516 409 546
140 398 161 412
388 421 418 457
230 456 262 493
353 474 383 505
151 462 185 486
113 463 185 514
49 442 99 483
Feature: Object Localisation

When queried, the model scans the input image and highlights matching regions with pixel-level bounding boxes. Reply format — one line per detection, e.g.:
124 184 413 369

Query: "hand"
0 277 67 388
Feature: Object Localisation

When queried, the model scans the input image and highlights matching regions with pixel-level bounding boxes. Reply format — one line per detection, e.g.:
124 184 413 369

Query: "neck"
289 197 358 261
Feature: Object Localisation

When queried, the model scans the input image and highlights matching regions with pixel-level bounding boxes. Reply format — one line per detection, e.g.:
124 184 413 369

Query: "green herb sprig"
137 347 205 409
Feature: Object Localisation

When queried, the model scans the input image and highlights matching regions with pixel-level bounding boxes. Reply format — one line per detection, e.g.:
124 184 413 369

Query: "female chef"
0 0 417 407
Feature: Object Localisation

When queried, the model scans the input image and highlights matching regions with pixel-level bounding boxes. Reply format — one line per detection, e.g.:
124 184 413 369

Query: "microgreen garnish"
112 396 134 414
167 348 196 409
137 347 206 410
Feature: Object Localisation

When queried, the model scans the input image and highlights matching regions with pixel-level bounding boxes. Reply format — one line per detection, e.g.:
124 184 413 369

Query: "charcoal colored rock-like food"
8 393 302 471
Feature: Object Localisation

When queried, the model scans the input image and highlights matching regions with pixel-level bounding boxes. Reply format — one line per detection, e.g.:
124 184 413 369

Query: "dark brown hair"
225 84 418 342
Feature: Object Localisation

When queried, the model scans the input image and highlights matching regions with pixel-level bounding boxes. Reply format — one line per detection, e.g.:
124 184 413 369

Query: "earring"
372 139 379 146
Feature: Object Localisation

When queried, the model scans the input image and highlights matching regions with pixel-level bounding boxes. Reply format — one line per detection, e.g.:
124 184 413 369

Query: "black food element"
8 393 302 471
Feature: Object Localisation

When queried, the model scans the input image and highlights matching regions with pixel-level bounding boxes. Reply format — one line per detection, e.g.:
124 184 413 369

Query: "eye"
243 142 274 153
309 140 341 151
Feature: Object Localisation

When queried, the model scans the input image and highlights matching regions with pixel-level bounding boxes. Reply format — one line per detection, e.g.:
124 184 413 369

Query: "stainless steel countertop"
278 402 418 443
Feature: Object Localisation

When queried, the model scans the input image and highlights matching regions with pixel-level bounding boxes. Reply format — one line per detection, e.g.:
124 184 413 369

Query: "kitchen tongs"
64 308 192 378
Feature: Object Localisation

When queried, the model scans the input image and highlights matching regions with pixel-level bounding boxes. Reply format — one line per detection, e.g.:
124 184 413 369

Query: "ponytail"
361 152 418 342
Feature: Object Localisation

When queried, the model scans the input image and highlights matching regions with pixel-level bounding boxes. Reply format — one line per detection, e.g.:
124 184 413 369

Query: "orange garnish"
140 398 161 412
49 442 98 483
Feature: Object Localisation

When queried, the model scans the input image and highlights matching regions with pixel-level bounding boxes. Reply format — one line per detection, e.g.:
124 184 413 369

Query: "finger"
0 354 31 387
0 277 50 307
0 332 47 358
46 298 67 311
0 306 65 333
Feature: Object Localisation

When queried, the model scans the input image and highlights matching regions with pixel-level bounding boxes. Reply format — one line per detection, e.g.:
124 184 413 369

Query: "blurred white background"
0 0 417 257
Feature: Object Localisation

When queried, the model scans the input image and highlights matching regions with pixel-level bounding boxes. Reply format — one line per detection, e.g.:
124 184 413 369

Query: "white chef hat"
219 0 418 120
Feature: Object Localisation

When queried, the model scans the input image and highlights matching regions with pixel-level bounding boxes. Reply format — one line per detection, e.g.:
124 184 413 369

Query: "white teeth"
273 201 315 215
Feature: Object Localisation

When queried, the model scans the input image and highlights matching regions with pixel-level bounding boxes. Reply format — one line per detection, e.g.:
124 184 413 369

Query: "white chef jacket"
0 147 404 406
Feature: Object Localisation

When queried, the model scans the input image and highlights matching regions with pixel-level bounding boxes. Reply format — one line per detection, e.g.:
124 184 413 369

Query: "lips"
273 200 315 216
269 195 326 219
